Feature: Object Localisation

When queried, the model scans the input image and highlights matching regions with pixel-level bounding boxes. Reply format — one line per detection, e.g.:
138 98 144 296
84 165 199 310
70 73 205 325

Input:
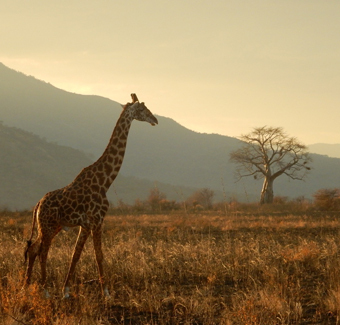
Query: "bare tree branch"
230 126 312 204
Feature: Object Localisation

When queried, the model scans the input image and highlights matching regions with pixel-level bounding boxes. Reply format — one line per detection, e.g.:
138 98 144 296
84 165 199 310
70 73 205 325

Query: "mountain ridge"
308 143 340 159
0 122 198 210
1 62 340 209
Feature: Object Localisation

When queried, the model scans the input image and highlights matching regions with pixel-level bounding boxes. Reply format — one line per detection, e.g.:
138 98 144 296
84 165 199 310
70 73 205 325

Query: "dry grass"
1 210 340 324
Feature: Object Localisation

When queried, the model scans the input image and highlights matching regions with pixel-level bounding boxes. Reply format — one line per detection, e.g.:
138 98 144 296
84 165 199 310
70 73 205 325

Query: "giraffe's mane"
122 102 133 109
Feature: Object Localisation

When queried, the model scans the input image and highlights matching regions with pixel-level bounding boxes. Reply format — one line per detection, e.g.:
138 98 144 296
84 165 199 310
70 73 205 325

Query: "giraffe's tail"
24 202 39 264
24 240 32 265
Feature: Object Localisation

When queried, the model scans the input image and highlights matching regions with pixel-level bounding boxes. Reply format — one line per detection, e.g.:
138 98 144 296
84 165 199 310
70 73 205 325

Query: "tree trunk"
260 177 274 204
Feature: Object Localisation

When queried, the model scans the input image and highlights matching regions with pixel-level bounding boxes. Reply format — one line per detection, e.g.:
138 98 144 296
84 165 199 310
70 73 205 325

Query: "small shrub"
313 188 340 211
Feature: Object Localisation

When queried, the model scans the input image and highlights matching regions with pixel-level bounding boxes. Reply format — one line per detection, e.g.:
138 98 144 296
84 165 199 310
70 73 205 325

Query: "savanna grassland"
1 207 340 324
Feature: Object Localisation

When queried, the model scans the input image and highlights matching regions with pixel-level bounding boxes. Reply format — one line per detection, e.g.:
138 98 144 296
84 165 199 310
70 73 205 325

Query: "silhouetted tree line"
107 186 340 215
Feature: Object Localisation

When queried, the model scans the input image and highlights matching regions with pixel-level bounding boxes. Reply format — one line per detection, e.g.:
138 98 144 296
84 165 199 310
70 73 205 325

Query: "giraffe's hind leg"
24 208 60 296
38 237 53 297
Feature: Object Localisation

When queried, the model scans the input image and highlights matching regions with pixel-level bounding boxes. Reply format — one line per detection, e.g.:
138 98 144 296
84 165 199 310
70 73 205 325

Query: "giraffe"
24 93 158 298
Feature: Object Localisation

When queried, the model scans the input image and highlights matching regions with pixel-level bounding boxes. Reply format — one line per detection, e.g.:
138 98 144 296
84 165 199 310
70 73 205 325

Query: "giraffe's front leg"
92 227 110 298
63 227 90 298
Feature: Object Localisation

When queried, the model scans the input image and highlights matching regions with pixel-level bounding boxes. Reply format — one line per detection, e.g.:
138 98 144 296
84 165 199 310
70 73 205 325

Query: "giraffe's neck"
87 109 133 192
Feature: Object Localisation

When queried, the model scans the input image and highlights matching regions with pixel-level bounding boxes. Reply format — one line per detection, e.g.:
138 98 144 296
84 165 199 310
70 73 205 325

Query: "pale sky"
1 1 339 144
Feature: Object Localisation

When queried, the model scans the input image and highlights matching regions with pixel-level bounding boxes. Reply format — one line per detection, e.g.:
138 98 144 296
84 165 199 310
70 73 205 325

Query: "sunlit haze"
1 1 339 144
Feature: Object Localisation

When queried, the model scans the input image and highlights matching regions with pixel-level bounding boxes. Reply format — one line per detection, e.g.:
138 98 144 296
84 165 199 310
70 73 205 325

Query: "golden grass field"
1 207 340 324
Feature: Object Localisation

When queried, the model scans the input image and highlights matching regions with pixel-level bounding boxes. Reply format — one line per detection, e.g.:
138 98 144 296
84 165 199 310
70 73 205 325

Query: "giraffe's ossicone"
23 94 158 298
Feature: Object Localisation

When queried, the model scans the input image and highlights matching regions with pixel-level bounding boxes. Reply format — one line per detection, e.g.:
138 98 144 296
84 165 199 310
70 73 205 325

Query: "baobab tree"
230 126 311 204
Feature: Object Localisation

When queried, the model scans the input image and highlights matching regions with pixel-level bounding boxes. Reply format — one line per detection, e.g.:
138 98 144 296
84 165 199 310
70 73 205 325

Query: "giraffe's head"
124 93 158 126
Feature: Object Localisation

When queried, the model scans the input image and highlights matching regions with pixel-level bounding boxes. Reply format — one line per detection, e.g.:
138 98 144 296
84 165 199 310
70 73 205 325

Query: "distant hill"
0 123 92 210
1 62 340 208
0 62 241 197
0 62 121 156
308 143 340 159
0 123 197 210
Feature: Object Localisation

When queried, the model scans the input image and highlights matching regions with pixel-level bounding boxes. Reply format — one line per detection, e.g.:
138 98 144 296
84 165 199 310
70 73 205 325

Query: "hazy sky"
1 1 339 144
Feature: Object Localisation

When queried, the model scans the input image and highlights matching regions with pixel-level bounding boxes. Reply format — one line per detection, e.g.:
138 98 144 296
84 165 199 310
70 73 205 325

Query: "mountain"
0 62 121 156
1 62 340 208
308 143 340 159
0 62 241 197
0 123 197 210
0 123 92 210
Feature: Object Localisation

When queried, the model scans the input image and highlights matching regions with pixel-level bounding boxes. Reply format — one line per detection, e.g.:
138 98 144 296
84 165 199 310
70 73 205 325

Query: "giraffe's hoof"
63 287 70 299
44 289 51 299
104 288 111 299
